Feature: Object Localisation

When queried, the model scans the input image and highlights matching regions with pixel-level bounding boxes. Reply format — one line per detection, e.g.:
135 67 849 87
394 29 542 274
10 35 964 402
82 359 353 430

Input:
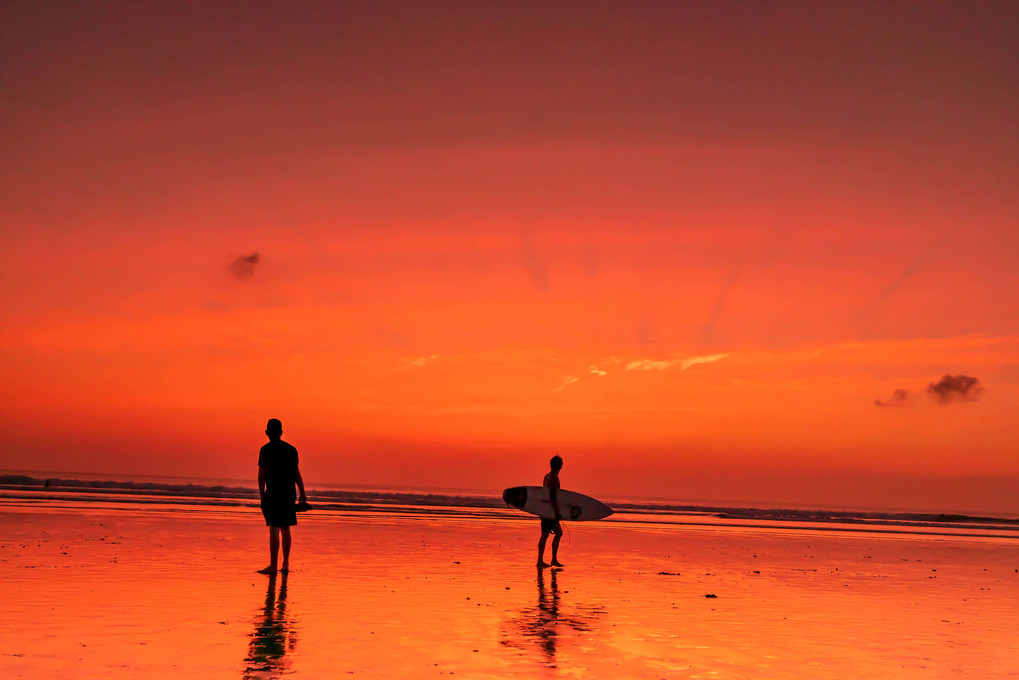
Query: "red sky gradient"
2 1 1017 513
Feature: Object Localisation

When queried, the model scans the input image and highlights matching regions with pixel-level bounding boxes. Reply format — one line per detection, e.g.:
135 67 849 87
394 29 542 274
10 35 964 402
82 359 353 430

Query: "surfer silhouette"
257 418 307 575
537 455 565 568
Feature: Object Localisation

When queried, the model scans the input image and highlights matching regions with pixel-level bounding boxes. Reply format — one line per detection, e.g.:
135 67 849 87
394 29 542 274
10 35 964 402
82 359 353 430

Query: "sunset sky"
2 1 1017 512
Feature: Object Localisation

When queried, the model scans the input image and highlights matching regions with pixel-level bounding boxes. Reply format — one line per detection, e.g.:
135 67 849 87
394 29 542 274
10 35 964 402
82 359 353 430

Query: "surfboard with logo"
502 486 614 521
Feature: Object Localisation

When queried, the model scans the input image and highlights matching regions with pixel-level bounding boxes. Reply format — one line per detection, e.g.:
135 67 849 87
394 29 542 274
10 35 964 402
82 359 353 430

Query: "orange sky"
1 1 1017 512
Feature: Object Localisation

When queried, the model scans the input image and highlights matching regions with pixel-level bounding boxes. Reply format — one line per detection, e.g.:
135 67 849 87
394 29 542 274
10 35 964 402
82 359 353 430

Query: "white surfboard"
502 486 614 521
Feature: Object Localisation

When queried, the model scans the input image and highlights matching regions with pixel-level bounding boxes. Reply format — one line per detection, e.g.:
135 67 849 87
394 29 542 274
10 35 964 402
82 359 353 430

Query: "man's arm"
549 478 562 521
258 465 266 502
295 465 306 502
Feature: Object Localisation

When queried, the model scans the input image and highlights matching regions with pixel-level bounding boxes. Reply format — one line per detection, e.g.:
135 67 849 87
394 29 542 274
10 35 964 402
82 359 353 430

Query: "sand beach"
2 493 1017 679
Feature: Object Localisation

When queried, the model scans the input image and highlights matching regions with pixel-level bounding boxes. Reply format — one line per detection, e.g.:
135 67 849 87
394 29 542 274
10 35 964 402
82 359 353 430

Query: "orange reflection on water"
1 503 1017 678
500 568 605 669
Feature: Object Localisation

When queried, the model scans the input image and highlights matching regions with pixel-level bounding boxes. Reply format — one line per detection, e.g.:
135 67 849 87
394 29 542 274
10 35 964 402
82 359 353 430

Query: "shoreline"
3 487 1019 543
5 472 1019 527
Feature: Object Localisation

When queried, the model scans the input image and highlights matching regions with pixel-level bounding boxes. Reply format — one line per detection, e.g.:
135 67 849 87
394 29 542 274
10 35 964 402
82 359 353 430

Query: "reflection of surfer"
537 456 565 569
243 573 296 678
535 568 560 662
499 567 603 666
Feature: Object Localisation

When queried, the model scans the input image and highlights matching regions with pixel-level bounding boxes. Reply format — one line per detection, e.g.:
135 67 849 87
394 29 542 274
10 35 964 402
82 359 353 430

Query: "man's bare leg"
537 529 550 568
280 526 292 572
258 527 280 574
550 531 564 568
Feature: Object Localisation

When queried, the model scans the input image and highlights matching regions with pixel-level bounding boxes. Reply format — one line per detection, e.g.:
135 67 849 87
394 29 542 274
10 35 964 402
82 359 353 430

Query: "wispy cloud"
554 376 579 391
874 388 910 407
679 353 730 370
625 353 730 372
701 266 738 345
372 327 409 347
521 233 549 294
858 233 951 324
228 252 259 278
625 359 675 371
589 366 607 376
405 355 438 368
702 226 793 344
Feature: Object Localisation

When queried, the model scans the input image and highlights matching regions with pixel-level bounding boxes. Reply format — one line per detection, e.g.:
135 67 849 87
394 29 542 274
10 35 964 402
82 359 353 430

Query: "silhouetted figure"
537 455 564 568
244 572 295 678
257 418 307 575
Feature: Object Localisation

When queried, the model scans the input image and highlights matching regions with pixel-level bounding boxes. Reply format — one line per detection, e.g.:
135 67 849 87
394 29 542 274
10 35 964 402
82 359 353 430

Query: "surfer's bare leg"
280 526 292 571
550 529 564 567
537 529 551 567
258 527 280 574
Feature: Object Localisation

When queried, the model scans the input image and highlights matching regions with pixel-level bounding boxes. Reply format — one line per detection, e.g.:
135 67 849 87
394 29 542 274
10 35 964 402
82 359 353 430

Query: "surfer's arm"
257 466 266 502
549 483 562 521
295 465 306 502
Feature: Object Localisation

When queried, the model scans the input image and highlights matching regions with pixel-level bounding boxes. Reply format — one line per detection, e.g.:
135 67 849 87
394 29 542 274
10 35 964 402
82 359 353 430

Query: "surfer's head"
266 418 283 440
549 455 563 471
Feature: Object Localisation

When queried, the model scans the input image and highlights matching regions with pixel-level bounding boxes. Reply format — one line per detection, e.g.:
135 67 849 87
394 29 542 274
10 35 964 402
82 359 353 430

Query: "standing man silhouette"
257 418 307 574
537 455 565 568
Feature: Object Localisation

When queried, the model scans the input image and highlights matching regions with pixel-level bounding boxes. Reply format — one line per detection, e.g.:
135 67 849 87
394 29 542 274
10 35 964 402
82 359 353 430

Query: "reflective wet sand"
2 503 1017 678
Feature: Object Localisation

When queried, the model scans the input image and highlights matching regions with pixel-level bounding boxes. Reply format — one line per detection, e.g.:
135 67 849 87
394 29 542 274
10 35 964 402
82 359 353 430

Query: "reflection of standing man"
257 418 307 575
244 573 295 678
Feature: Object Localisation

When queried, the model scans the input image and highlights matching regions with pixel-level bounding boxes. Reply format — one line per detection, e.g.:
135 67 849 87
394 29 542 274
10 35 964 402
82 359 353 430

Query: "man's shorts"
261 492 298 528
540 517 562 534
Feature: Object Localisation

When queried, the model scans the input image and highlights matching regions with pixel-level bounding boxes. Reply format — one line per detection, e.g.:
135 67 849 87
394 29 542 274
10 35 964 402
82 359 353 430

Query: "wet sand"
2 502 1017 678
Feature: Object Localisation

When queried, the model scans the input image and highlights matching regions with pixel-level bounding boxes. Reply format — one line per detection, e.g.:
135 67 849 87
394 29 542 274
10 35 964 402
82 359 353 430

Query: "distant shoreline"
3 474 1018 541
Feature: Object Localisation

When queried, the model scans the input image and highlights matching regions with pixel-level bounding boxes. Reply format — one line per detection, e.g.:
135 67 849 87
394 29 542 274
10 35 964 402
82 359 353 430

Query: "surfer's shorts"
540 517 562 534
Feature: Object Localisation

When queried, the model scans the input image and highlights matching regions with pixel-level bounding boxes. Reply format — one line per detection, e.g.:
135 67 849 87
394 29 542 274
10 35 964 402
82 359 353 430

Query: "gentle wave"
2 474 1018 536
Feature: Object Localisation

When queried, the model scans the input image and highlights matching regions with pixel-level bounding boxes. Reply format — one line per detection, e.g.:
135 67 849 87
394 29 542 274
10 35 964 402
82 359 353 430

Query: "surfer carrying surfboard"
538 455 565 569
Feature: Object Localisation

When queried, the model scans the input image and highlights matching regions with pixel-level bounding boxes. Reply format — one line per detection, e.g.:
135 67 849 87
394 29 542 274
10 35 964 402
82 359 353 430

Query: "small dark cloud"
228 252 259 278
926 374 984 404
874 388 910 407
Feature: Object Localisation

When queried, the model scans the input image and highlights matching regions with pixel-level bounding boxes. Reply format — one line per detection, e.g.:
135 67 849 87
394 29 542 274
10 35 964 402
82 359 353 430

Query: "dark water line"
3 474 1018 532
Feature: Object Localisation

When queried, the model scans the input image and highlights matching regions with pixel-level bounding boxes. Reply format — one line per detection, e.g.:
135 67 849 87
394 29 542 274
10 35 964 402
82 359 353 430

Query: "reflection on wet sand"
244 573 296 678
5 508 1018 679
500 568 605 668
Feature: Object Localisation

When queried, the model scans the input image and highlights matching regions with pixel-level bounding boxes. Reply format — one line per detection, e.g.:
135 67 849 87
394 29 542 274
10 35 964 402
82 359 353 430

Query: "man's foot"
257 566 277 575
537 561 550 568
280 565 290 573
551 560 564 568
